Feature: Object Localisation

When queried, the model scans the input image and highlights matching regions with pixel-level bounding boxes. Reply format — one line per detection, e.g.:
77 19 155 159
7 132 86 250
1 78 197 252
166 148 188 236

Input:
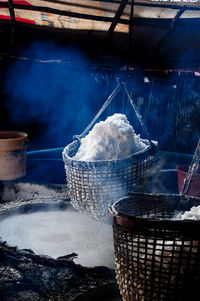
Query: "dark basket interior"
110 193 200 301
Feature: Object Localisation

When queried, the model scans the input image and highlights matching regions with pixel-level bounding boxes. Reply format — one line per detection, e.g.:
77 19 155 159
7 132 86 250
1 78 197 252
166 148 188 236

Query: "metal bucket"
0 131 28 181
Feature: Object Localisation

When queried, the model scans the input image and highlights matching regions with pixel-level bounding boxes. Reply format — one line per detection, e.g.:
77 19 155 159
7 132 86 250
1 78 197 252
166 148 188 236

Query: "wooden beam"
8 0 15 23
153 7 186 53
96 0 200 10
1 1 200 11
146 6 186 65
105 0 129 38
0 2 129 25
98 0 129 54
127 0 134 73
8 0 16 45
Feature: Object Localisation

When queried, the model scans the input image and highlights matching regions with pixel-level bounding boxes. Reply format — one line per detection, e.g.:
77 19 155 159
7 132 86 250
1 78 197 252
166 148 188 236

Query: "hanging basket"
62 81 158 221
109 193 200 301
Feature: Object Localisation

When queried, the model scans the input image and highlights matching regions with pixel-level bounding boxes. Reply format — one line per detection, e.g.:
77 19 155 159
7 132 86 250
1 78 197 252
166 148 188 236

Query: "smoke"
3 41 115 150
2 40 159 152
3 39 200 155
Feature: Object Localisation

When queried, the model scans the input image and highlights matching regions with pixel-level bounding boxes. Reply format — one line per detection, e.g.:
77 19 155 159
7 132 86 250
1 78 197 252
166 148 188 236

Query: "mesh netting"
63 140 156 221
109 193 200 301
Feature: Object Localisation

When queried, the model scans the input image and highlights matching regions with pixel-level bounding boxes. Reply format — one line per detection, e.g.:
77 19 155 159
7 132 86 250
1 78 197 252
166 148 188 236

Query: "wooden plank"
150 6 186 58
1 0 200 33
106 0 128 36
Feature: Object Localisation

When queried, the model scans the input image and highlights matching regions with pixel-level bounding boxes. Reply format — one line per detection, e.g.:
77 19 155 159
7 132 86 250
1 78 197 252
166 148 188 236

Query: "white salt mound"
175 205 200 220
74 113 147 161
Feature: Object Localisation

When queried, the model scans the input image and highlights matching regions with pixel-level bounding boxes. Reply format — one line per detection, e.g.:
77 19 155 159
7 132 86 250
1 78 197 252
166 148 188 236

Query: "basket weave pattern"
111 195 200 301
63 140 155 221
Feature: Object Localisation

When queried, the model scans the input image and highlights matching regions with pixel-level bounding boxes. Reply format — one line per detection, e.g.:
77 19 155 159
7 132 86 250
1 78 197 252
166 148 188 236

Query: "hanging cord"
122 81 152 144
74 79 155 154
74 82 122 141
127 0 134 77
180 138 200 196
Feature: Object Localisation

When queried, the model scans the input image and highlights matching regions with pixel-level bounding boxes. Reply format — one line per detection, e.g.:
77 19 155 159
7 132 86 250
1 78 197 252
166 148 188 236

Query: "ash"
73 113 147 161
0 239 117 301
0 181 68 204
0 208 114 269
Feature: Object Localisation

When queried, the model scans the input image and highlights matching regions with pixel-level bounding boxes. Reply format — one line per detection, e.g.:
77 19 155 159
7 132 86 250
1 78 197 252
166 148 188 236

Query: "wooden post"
8 0 16 45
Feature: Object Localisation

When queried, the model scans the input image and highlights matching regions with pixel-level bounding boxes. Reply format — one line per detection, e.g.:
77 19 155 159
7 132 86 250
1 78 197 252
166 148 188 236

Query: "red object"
176 165 200 197
0 1 32 7
13 1 32 5
0 14 35 24
0 1 35 24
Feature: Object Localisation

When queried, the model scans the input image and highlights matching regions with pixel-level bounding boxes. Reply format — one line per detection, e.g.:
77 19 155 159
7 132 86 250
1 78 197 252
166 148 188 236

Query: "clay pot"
0 132 28 181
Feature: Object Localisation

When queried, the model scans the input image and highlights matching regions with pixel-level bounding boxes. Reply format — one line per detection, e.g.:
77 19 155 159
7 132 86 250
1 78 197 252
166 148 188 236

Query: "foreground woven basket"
109 193 200 301
62 140 156 221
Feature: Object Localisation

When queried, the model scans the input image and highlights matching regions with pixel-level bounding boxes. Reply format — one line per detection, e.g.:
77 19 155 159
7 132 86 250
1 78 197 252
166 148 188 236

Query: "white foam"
0 209 114 268
73 113 147 161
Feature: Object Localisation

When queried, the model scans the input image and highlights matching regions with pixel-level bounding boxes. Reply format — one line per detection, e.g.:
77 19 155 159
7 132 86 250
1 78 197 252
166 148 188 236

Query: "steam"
3 39 200 157
0 208 114 268
3 41 113 150
73 113 147 161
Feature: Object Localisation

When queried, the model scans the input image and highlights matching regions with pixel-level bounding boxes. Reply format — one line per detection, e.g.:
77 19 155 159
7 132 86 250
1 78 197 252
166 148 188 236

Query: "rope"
74 82 122 140
180 138 200 196
122 81 152 144
74 78 154 150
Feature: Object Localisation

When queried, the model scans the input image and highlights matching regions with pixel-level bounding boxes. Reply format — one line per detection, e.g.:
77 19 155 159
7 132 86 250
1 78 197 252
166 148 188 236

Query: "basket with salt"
109 192 200 301
62 80 157 221
109 139 200 301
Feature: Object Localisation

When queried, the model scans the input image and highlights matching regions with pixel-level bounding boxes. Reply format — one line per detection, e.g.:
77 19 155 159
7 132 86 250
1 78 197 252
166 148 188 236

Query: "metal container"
0 131 28 181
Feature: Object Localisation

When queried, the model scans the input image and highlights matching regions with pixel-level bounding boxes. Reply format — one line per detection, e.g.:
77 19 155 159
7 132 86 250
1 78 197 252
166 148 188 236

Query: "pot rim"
0 131 28 143
176 164 200 175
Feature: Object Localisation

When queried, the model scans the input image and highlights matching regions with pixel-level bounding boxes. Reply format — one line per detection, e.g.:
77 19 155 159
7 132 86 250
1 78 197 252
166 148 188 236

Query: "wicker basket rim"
63 139 157 164
109 193 200 226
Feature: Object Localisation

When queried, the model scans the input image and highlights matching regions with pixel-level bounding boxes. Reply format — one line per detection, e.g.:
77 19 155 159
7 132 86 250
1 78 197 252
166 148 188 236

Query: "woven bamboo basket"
109 193 200 301
62 81 157 221
63 139 156 221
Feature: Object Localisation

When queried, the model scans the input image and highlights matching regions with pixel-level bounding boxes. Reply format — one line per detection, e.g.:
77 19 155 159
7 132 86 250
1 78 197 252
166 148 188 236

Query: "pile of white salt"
175 205 200 220
73 113 148 161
